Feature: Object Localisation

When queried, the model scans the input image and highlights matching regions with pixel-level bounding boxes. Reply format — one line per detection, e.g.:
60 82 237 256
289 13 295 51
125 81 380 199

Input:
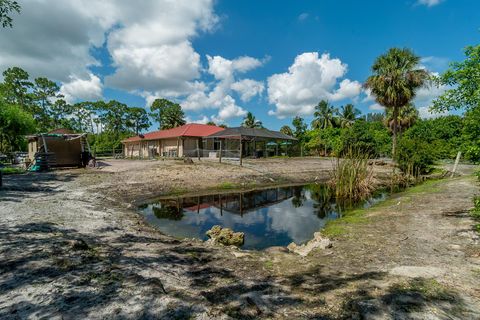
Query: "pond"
139 184 386 250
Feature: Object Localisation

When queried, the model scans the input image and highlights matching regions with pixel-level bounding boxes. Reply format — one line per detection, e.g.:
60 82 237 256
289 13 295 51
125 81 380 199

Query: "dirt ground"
0 158 479 319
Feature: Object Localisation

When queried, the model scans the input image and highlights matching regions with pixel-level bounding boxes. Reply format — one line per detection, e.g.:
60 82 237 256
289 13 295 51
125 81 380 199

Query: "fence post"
451 151 462 178
219 140 222 163
196 139 200 161
0 170 3 188
239 136 243 166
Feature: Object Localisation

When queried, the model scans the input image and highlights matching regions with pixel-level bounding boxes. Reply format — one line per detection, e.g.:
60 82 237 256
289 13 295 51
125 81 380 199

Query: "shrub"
395 136 437 176
339 121 391 157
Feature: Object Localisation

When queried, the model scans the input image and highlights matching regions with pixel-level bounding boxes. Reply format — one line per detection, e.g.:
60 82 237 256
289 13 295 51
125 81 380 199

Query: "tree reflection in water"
152 205 184 221
291 187 306 208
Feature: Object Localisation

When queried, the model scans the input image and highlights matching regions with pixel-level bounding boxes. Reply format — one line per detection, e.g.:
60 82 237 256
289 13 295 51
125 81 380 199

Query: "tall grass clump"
470 196 480 233
328 150 375 203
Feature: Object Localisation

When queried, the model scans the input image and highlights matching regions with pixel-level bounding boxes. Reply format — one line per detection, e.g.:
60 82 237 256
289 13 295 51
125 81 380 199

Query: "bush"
403 117 463 160
339 121 391 157
462 107 480 163
396 136 437 176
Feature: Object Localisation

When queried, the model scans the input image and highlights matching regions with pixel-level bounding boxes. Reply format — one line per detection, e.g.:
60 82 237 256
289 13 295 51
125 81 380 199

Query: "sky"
0 0 478 130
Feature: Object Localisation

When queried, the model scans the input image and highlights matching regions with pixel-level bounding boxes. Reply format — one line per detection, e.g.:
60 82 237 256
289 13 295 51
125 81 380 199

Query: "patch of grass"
1 166 25 175
323 178 446 238
264 260 274 270
400 178 442 195
470 196 480 234
322 207 369 237
391 278 457 302
217 182 236 190
167 187 189 195
80 271 124 285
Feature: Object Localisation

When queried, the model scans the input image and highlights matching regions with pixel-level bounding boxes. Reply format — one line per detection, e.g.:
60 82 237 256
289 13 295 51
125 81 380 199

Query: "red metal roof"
122 123 225 143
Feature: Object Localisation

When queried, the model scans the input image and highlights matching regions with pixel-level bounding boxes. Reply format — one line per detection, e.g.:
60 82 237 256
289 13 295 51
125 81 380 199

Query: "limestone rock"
68 239 90 251
287 232 332 256
183 157 194 164
206 225 244 247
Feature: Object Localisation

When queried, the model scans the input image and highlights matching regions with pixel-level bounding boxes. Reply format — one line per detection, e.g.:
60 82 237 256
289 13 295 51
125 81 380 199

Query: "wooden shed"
27 129 90 170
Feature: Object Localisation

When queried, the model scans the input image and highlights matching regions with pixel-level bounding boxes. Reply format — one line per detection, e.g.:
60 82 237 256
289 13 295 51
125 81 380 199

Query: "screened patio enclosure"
205 127 297 165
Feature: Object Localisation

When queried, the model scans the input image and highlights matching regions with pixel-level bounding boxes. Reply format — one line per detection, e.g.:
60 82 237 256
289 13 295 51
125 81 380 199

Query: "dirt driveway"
0 158 478 319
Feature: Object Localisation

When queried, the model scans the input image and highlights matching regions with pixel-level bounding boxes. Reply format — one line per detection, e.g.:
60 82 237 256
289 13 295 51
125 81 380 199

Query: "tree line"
273 45 480 174
0 67 191 153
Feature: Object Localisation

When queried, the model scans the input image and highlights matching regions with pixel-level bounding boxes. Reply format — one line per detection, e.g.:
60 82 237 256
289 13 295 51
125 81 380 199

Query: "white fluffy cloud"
0 0 217 99
267 52 361 118
60 74 103 104
231 79 265 102
369 103 385 111
417 0 443 7
179 54 264 122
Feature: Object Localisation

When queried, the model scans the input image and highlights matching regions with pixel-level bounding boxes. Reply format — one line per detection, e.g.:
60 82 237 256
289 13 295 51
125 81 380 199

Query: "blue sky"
0 0 478 131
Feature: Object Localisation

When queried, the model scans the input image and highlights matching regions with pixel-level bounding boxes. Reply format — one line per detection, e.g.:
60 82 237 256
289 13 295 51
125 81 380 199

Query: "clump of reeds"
328 149 375 203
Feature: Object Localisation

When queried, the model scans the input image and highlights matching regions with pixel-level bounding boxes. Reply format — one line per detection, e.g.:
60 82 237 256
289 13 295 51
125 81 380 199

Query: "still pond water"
139 184 386 250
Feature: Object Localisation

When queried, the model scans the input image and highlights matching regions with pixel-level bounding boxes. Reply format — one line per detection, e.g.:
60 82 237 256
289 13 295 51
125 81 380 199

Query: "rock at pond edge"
206 225 244 247
287 232 332 256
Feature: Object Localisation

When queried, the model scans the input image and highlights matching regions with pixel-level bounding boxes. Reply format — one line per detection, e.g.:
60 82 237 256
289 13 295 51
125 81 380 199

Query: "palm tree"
385 104 419 134
364 48 429 156
242 112 263 128
338 104 361 128
280 125 294 136
311 100 338 130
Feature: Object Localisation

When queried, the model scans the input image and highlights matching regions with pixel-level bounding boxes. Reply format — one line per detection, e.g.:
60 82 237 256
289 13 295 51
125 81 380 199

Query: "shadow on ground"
1 221 474 319
0 173 76 202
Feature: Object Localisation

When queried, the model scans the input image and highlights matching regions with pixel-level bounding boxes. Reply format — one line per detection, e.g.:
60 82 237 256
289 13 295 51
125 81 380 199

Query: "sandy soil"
0 158 479 319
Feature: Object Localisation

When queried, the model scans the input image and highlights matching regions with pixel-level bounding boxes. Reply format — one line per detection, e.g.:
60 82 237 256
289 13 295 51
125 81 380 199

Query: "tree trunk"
392 107 399 158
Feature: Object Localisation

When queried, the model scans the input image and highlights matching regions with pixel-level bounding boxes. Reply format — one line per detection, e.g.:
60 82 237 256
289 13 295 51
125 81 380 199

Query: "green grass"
1 167 25 175
323 178 445 238
470 195 480 234
217 182 236 190
322 207 370 237
392 278 456 302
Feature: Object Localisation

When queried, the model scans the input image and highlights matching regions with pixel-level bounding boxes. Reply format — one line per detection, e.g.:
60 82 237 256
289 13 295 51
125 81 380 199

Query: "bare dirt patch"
0 158 479 319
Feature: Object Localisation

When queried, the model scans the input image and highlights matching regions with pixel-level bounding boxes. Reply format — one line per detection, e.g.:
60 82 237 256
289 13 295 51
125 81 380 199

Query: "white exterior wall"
124 137 202 158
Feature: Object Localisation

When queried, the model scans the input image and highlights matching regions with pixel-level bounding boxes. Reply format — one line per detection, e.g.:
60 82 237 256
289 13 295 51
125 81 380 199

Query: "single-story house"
122 123 225 159
27 128 90 170
206 127 297 163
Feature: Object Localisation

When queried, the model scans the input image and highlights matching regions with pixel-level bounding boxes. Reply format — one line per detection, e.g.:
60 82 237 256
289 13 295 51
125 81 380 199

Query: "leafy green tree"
126 107 150 135
340 121 391 157
292 116 307 141
365 48 429 156
311 100 337 129
31 77 63 130
338 104 361 128
206 121 217 126
0 101 35 152
97 100 129 134
433 45 480 112
0 67 33 107
150 98 186 130
0 0 20 28
385 104 419 135
280 125 293 137
242 111 263 128
461 108 480 162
